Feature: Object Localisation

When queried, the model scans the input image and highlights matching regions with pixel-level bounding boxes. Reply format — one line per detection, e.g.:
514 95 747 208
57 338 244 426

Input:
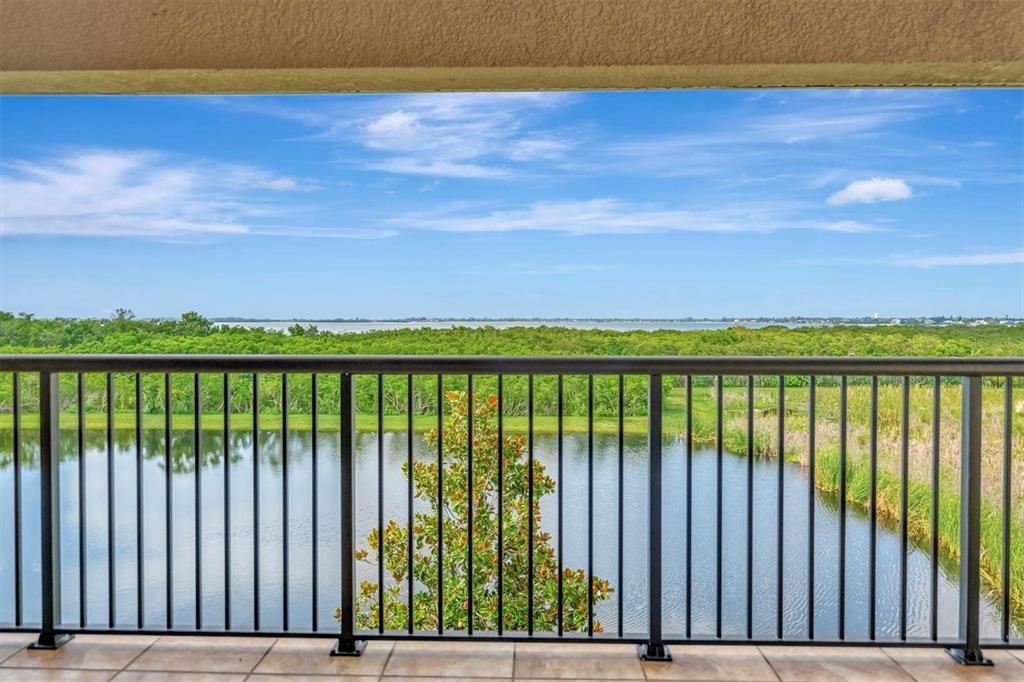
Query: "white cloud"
827 178 913 206
890 251 1024 268
0 148 379 240
391 198 884 236
227 92 579 179
353 93 578 179
506 137 572 161
823 220 883 233
365 158 511 179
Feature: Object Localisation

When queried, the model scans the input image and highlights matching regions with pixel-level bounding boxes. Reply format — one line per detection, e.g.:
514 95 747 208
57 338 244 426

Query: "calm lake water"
0 429 1016 640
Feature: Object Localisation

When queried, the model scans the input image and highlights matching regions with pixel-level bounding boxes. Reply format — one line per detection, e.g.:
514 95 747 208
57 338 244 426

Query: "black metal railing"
0 354 1021 664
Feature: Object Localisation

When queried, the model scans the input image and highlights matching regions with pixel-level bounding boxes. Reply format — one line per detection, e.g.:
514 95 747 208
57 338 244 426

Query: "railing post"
638 374 671 661
331 372 366 656
946 376 992 666
30 371 72 649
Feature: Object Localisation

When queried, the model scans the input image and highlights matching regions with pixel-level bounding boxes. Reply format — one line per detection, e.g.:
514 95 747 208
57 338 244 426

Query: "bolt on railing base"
945 647 992 666
29 633 73 650
330 638 367 657
637 642 671 662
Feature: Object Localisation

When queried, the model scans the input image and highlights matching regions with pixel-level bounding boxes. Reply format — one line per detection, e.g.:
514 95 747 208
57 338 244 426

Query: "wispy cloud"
596 90 970 188
827 178 913 206
890 251 1024 268
389 198 882 236
365 158 512 179
0 148 388 239
514 262 613 275
223 92 580 180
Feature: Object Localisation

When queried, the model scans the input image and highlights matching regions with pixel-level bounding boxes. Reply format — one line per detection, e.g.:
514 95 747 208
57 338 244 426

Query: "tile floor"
0 635 1022 682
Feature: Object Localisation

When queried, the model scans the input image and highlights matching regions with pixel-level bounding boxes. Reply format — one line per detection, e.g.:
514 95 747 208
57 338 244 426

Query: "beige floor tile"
759 646 911 682
1008 648 1024 664
0 634 36 666
383 678 511 682
115 673 247 682
0 669 118 681
126 636 273 674
883 647 1024 681
513 643 643 680
1 635 157 672
641 645 777 682
248 676 379 682
384 641 513 678
252 638 391 677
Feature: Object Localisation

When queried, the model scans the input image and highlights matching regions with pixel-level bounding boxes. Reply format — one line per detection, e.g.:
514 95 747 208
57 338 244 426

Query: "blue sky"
1 89 1022 319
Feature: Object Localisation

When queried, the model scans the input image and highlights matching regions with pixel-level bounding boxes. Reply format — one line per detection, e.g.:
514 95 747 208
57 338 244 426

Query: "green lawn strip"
0 411 655 436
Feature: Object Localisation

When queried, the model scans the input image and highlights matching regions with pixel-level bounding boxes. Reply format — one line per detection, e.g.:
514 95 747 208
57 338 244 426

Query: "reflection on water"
0 428 1017 639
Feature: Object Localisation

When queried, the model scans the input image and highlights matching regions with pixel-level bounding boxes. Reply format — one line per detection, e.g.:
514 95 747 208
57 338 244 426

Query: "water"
0 428 1014 640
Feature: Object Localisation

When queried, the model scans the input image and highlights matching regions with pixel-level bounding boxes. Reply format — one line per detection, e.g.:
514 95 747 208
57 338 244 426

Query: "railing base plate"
637 642 671 662
945 647 992 666
29 633 73 650
330 639 367 657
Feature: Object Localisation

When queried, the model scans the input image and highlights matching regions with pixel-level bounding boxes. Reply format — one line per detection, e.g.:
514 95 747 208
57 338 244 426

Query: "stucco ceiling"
1 0 1022 93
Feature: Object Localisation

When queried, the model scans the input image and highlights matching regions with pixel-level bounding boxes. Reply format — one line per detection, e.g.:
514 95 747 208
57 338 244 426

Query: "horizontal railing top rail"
2 353 1023 375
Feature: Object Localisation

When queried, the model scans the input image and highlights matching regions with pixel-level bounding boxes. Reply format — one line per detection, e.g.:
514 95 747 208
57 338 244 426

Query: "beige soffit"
1 0 1023 93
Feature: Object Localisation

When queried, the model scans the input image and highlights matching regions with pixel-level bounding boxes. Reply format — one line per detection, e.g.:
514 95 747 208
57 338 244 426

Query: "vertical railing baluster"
467 374 474 635
107 372 116 628
838 376 847 641
587 374 595 637
311 373 319 632
406 374 414 635
527 374 535 636
194 373 202 631
12 373 22 629
332 372 366 656
437 374 444 635
776 375 785 640
685 375 692 640
868 376 877 641
930 376 940 643
376 374 383 634
31 371 71 649
807 375 815 640
746 375 754 640
252 373 260 631
136 372 144 630
223 373 231 631
638 373 670 660
946 376 992 666
497 374 505 635
282 373 289 631
715 375 723 639
616 374 624 640
78 373 86 628
1002 376 1012 644
165 373 173 630
899 376 909 641
557 374 564 637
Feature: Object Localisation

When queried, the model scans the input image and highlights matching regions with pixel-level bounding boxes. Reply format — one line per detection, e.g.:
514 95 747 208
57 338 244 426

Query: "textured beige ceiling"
1 0 1022 93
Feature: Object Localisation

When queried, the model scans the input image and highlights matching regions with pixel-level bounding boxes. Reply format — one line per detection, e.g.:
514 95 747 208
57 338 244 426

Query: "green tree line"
2 311 1020 419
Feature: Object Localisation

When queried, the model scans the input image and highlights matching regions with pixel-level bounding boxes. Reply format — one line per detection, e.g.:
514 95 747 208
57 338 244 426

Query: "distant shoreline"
212 316 1023 326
